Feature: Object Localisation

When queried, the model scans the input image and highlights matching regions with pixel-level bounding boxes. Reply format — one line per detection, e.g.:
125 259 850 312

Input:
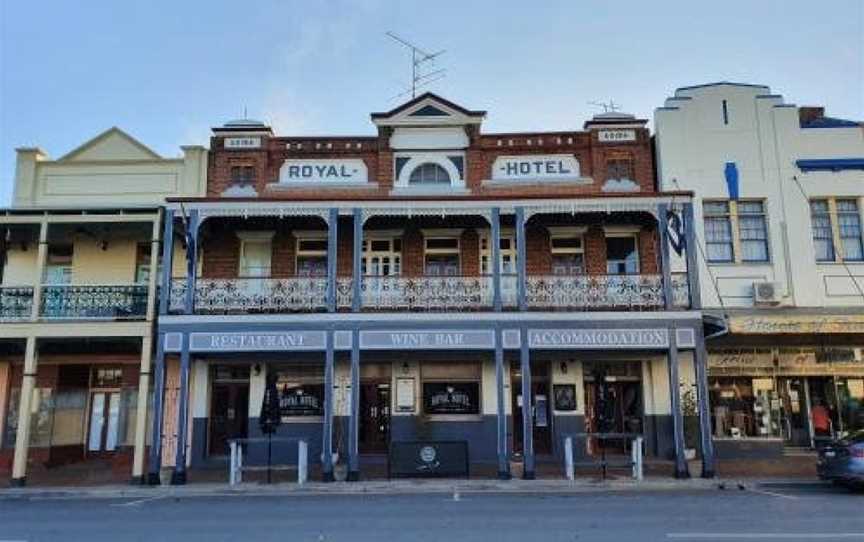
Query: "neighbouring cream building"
0 128 206 485
655 82 864 457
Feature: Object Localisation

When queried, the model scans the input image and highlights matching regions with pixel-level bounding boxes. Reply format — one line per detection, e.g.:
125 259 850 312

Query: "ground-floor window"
420 362 481 416
271 363 325 419
708 375 864 443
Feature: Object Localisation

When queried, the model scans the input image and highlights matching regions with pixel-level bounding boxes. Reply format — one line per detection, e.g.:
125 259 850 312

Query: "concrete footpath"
0 476 825 500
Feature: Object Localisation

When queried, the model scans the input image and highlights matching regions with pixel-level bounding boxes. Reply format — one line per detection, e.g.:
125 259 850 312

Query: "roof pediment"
58 127 163 162
371 92 486 127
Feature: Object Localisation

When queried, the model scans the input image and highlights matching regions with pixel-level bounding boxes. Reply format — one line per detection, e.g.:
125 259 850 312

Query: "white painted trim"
603 225 642 235
421 228 464 238
236 230 275 241
394 152 465 190
548 226 589 236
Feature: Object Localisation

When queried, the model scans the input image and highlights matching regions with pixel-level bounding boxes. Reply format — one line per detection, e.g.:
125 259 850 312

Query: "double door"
87 391 121 454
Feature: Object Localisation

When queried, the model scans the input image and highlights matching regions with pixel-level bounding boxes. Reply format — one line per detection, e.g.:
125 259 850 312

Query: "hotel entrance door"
208 366 250 457
511 361 552 456
583 362 643 455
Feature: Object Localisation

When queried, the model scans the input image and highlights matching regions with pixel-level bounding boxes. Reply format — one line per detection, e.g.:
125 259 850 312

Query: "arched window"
409 163 451 185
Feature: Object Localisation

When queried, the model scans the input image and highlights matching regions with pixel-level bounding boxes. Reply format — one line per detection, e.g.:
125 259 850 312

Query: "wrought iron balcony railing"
169 277 331 314
0 286 35 321
40 284 149 320
169 273 691 314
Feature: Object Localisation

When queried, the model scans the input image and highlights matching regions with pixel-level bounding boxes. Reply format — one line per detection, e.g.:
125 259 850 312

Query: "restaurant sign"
491 154 582 182
730 314 864 335
188 331 326 352
278 159 368 184
529 328 669 349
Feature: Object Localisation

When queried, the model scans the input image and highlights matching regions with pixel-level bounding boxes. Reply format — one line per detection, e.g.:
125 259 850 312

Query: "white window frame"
294 230 328 277
422 229 462 276
603 227 641 275
237 231 274 278
393 152 466 191
479 229 517 275
547 227 586 275
703 199 770 264
362 230 403 276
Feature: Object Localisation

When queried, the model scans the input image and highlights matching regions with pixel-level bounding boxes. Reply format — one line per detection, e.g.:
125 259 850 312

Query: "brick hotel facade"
149 93 716 483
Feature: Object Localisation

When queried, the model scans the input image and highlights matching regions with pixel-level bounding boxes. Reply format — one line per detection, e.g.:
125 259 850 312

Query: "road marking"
111 495 170 507
667 535 864 540
746 487 798 500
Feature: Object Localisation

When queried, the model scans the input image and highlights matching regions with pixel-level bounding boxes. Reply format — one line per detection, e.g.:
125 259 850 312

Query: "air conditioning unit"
752 281 781 305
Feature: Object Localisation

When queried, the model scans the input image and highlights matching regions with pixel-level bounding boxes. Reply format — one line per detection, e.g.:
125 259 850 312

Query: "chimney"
798 106 825 126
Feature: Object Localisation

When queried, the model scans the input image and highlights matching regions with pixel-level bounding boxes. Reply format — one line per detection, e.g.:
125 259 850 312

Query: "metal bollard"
298 440 308 485
564 436 575 481
631 436 644 481
229 441 237 486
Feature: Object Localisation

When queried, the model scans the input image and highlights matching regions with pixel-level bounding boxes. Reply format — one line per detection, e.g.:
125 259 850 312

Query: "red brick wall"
271 227 294 278
525 225 551 275
639 225 659 274
401 227 424 277
584 226 607 275
461 229 480 276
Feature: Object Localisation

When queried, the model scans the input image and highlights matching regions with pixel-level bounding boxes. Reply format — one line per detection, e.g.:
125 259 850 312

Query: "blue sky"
1 0 862 205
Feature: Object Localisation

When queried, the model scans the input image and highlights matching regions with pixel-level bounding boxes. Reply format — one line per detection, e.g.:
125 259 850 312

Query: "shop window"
295 234 328 277
605 235 639 274
230 165 256 185
708 377 781 439
272 364 325 419
362 236 402 276
409 163 450 185
424 236 460 276
549 231 584 275
44 244 73 284
421 362 481 416
703 199 769 263
479 232 517 275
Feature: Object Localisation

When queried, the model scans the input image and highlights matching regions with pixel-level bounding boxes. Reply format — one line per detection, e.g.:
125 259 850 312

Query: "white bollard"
229 441 237 486
237 442 244 484
632 436 644 481
564 436 574 481
298 440 308 485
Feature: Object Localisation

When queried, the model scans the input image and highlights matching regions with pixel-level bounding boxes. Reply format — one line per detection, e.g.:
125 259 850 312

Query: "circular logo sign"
419 445 437 463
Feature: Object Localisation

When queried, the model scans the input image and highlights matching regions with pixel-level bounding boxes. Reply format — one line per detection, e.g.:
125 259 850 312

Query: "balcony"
168 273 691 314
0 286 35 321
40 285 149 320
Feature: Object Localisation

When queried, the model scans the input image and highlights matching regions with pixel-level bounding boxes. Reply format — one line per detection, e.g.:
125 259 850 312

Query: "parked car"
817 430 864 490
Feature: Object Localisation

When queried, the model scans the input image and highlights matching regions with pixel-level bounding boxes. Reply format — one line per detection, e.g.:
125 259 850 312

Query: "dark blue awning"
796 158 864 172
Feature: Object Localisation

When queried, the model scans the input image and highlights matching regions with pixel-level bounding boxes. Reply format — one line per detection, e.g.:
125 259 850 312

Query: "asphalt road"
1 483 863 541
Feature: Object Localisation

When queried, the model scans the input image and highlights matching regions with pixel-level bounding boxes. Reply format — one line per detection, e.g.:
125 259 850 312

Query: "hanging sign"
491 154 581 181
278 159 368 184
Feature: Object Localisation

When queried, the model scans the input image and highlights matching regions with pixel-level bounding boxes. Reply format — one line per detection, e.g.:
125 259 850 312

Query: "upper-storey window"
703 200 769 264
606 158 634 181
424 235 460 276
45 245 73 284
135 242 152 284
238 232 273 278
479 233 517 275
295 234 327 277
606 235 639 274
230 165 256 185
362 236 401 276
549 230 585 275
409 163 450 185
811 199 864 263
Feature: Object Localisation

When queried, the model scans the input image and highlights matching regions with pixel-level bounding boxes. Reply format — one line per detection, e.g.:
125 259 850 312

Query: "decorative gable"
371 92 486 127
58 127 163 162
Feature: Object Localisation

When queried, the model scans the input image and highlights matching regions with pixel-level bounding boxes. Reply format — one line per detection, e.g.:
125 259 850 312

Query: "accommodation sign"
188 331 326 352
279 159 368 184
529 328 669 349
491 154 581 181
360 330 495 350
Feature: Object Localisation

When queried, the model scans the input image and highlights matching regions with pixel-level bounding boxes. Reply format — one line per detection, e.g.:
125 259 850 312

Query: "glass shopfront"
708 348 864 447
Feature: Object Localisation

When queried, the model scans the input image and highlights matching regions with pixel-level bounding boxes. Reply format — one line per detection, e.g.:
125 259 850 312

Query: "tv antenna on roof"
386 31 446 100
588 100 622 113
